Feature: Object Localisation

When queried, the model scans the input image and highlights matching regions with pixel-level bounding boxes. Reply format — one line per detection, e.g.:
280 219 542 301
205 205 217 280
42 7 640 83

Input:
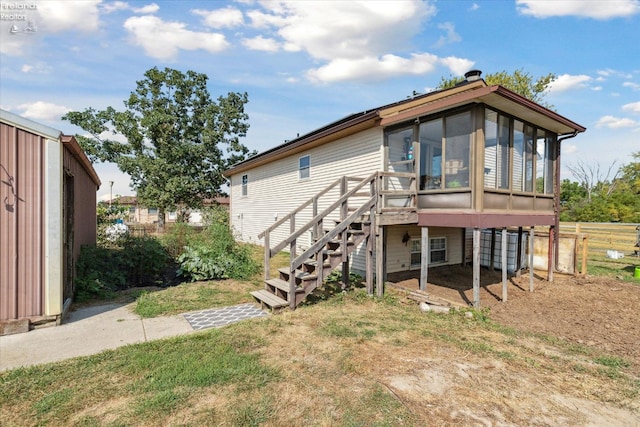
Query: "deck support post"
516 226 523 277
420 226 429 291
473 227 481 308
375 224 385 297
529 226 535 292
501 228 507 302
547 226 555 283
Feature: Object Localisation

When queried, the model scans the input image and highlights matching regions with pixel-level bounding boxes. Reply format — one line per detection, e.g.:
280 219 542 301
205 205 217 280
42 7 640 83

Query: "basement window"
430 237 446 264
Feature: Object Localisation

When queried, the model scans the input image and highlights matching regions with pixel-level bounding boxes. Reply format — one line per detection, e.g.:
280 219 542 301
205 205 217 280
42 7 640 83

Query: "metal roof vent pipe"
464 69 482 82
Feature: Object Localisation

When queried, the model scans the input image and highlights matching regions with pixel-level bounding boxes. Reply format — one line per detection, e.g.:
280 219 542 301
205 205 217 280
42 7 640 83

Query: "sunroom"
377 79 585 306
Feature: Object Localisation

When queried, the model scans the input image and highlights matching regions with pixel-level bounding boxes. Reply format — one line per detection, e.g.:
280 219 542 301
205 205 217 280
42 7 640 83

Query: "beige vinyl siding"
385 226 463 273
230 128 383 270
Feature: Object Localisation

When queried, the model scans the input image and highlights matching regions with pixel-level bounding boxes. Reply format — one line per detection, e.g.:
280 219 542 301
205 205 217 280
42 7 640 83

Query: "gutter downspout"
554 131 579 274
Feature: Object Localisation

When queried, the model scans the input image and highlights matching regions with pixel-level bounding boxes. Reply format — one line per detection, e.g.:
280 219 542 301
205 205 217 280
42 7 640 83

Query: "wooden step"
251 290 288 312
266 278 304 294
278 267 317 282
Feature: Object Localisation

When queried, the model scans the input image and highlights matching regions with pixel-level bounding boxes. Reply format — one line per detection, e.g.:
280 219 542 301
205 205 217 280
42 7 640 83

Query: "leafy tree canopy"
437 69 556 108
64 67 254 227
560 152 640 223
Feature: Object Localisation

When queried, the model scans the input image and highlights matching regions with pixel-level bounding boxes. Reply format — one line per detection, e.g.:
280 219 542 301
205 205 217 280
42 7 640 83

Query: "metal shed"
0 109 101 333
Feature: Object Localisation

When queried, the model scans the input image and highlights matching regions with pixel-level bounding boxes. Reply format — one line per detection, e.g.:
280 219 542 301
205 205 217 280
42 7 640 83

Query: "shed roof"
0 109 101 188
224 79 585 177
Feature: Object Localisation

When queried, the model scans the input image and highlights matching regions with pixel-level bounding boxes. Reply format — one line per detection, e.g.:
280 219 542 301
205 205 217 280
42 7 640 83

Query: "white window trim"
241 174 248 197
430 236 447 264
299 155 310 180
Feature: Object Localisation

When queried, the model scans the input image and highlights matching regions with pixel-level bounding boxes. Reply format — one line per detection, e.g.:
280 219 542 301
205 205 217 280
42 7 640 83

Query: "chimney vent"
464 69 482 82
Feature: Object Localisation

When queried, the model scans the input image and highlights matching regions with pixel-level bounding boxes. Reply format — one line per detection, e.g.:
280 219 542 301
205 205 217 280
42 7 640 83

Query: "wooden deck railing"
259 170 417 307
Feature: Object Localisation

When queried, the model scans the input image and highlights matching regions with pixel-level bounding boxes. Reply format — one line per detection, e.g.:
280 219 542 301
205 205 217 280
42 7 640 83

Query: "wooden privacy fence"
559 222 639 257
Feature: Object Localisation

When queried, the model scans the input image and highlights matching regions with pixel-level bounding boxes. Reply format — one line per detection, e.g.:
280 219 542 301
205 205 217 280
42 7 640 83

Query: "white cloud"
101 2 159 14
622 102 640 113
597 68 633 79
547 74 592 93
470 3 480 11
36 0 102 32
101 1 129 14
16 101 70 122
596 115 638 129
307 53 472 84
307 54 438 83
265 1 433 60
20 62 51 74
243 1 472 83
123 16 229 60
242 36 280 52
563 144 578 154
133 3 160 14
623 81 640 91
516 0 640 20
434 22 461 48
193 6 244 28
439 56 475 76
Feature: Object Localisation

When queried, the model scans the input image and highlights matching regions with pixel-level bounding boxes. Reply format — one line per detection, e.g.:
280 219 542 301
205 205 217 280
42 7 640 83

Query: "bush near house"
74 206 258 301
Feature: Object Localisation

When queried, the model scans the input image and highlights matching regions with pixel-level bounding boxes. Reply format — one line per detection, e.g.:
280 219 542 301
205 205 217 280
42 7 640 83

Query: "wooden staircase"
251 167 417 312
252 218 371 312
252 173 379 312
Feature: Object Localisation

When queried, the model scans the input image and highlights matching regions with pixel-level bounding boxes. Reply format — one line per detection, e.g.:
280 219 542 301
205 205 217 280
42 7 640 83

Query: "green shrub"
75 245 127 301
122 235 170 286
160 222 199 259
75 236 171 300
177 222 258 281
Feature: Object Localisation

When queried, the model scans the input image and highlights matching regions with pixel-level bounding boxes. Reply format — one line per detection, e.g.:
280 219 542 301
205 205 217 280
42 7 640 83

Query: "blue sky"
1 0 639 201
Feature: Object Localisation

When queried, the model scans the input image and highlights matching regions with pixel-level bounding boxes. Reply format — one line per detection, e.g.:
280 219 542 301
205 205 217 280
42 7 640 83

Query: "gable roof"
225 79 585 176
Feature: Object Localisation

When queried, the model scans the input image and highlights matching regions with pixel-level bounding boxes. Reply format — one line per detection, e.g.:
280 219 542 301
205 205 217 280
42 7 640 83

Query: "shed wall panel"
64 147 97 257
0 124 45 320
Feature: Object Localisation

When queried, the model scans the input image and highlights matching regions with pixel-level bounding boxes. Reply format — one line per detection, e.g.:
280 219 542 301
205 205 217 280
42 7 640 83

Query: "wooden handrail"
269 172 378 255
257 176 344 239
260 169 417 290
291 195 377 271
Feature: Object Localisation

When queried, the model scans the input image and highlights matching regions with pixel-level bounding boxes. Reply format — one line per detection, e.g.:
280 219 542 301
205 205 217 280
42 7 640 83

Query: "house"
0 109 101 333
224 71 585 311
115 196 229 225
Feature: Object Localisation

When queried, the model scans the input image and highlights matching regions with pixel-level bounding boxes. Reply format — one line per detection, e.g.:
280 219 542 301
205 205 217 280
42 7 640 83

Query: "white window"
299 155 310 179
410 238 421 269
410 236 447 268
241 174 248 196
430 237 446 263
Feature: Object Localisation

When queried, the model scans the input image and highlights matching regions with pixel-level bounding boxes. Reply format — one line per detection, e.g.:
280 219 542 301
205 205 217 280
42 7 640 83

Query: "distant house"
224 71 586 311
115 196 229 225
1 109 101 333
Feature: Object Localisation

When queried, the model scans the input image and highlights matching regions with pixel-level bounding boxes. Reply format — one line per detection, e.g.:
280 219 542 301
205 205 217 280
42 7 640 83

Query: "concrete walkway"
0 303 268 372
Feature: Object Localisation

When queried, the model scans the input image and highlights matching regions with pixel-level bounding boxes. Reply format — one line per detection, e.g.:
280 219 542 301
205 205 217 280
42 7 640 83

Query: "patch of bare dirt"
389 266 640 366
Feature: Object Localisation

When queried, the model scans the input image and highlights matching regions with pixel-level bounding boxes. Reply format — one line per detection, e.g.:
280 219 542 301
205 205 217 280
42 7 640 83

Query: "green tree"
64 67 253 229
437 68 556 108
560 153 640 223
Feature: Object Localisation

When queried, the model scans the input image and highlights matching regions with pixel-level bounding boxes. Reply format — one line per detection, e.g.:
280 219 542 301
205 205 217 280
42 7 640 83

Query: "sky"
1 0 639 202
